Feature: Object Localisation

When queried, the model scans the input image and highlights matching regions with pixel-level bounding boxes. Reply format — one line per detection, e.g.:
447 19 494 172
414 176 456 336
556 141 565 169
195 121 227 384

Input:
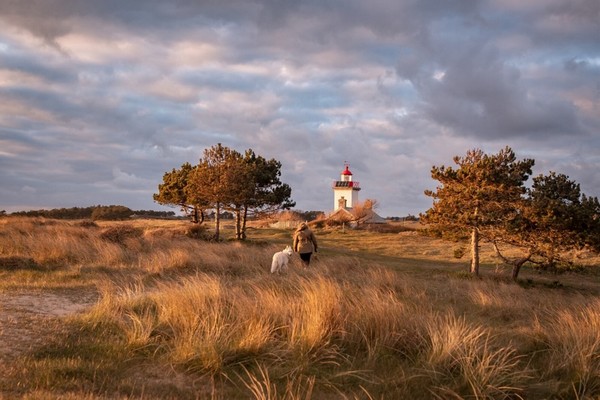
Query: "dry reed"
2 217 600 399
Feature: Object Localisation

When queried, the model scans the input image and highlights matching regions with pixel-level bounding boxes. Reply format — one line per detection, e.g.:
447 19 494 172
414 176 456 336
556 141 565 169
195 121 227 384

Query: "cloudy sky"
1 0 599 217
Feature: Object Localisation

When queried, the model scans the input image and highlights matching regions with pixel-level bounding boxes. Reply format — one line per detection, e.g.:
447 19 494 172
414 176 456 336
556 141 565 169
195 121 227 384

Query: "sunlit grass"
1 217 600 399
540 300 600 398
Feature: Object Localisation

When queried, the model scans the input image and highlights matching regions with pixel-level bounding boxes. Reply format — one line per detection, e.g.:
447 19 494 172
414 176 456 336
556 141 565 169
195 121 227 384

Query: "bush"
185 224 213 240
453 247 466 259
77 220 99 228
99 225 142 244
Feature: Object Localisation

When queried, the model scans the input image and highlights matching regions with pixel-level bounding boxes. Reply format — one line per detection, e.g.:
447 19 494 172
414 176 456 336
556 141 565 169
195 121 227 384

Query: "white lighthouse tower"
332 163 361 210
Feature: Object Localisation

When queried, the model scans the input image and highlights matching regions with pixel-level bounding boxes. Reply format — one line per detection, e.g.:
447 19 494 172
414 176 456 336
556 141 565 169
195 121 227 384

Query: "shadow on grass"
0 256 46 271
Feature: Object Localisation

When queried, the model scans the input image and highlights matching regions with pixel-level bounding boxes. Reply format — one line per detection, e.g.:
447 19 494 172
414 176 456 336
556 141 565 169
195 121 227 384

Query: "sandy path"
0 289 97 361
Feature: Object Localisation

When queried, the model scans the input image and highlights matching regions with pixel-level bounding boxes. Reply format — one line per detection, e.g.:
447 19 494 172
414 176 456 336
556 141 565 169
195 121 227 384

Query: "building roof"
341 164 352 175
328 207 387 224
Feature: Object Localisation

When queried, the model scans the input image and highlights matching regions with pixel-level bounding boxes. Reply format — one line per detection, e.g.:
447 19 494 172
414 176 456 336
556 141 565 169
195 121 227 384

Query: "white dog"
271 245 293 274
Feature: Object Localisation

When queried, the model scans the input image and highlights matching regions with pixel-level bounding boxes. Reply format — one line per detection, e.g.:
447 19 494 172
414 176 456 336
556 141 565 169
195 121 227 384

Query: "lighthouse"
332 163 361 210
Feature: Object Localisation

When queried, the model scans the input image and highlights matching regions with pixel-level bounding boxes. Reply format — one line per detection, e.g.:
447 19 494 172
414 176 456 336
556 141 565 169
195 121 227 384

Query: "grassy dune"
1 217 600 399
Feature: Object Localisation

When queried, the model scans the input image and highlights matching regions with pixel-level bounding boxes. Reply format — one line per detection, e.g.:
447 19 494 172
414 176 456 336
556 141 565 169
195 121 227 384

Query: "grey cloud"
0 1 73 45
419 51 582 138
254 0 482 40
0 53 75 85
0 0 598 217
392 15 592 140
1 87 81 123
179 69 269 94
0 128 44 153
1 0 483 57
531 0 600 45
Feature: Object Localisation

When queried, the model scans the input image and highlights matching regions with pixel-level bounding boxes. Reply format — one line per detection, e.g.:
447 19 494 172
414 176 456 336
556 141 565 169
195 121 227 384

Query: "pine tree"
422 147 534 276
189 144 245 240
153 162 207 223
156 144 295 240
494 172 600 279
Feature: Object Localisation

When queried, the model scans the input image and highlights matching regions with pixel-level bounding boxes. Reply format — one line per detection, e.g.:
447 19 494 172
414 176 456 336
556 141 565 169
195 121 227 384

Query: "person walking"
293 222 318 266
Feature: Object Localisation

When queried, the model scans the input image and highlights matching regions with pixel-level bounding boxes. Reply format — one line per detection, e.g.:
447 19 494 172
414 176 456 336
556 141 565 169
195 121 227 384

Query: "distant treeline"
3 207 331 222
7 205 176 221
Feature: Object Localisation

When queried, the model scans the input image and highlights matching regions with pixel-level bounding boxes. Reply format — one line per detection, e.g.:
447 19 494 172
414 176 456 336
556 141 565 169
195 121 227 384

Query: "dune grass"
1 217 600 399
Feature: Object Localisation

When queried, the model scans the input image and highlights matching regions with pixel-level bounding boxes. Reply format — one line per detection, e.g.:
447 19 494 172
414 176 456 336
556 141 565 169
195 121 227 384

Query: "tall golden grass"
1 217 600 399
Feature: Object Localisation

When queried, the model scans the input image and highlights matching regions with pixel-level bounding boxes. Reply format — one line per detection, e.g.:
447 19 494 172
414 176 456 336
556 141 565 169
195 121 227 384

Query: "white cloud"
110 167 153 190
433 70 446 81
169 41 226 67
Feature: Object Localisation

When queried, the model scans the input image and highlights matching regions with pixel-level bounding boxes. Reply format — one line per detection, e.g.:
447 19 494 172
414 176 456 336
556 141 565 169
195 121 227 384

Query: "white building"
332 164 361 210
330 163 386 225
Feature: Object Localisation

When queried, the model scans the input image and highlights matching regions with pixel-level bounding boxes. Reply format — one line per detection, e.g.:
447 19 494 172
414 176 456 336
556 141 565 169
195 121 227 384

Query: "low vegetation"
1 217 599 399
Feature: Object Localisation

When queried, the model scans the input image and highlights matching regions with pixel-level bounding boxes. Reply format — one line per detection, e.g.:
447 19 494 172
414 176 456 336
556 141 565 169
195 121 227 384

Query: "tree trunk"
493 242 532 281
234 208 242 240
470 227 480 276
241 206 248 240
214 203 221 240
511 251 533 281
511 261 524 281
